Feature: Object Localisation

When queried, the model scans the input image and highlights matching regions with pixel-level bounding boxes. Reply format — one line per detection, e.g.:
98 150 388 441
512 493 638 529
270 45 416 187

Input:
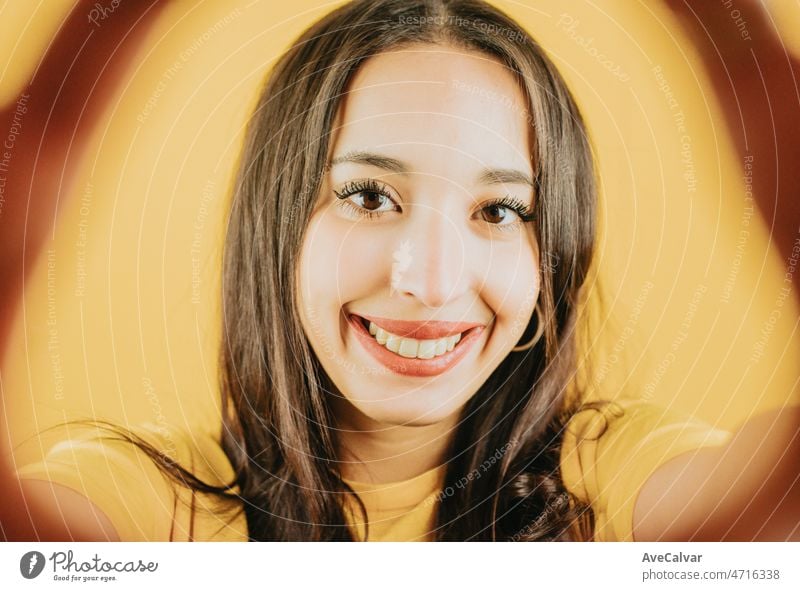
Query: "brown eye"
480 203 512 225
334 179 400 219
360 191 387 211
473 196 535 229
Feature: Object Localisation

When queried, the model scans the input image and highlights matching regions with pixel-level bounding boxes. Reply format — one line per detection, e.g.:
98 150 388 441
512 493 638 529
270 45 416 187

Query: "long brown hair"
216 0 599 541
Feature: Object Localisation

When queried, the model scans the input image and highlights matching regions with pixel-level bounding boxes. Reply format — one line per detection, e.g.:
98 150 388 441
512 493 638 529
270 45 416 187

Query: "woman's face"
297 43 540 427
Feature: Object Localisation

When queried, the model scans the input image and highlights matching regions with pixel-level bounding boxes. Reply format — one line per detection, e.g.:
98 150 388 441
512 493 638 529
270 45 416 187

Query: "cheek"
299 210 392 309
482 237 540 339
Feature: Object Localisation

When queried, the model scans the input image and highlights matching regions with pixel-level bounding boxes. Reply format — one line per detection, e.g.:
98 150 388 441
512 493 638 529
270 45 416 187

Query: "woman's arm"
661 0 800 266
632 0 800 542
16 479 120 541
634 406 800 541
5 424 248 541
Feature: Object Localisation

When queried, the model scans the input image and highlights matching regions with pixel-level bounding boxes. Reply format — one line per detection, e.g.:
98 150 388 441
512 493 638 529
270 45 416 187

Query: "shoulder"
559 398 733 541
562 398 732 447
16 422 248 541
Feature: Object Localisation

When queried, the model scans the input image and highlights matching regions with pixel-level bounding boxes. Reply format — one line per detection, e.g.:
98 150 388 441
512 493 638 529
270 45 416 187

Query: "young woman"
16 0 800 542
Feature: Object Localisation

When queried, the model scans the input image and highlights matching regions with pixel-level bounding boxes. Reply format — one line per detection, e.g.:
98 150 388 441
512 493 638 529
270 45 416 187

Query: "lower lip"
347 314 484 378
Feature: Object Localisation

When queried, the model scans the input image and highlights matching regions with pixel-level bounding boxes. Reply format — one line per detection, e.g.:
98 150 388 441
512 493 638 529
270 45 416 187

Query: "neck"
331 397 458 485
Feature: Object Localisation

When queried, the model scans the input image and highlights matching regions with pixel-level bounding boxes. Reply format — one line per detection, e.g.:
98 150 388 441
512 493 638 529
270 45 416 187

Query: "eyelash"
333 179 536 230
485 196 536 226
333 179 392 220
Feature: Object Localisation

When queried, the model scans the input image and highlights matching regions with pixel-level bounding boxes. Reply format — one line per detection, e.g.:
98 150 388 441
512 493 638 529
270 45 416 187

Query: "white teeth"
398 338 418 358
444 334 461 352
385 334 401 353
416 340 437 359
371 324 389 345
365 320 463 359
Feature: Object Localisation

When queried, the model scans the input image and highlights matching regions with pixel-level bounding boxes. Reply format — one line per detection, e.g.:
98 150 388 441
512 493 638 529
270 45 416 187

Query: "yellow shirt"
16 399 732 541
342 465 445 542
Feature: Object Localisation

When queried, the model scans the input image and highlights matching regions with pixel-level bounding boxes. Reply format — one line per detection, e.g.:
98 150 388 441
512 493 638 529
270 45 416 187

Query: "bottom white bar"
1 542 798 590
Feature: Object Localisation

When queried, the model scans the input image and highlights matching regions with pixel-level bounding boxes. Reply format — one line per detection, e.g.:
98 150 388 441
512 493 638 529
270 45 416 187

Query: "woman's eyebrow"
328 150 534 188
476 168 535 188
328 150 408 173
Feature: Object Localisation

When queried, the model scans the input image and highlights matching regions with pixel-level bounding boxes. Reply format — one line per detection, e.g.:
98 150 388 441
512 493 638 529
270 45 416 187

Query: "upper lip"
354 313 484 340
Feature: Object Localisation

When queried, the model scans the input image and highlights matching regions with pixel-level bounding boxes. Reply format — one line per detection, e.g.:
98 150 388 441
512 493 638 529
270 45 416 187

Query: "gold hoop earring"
512 302 545 352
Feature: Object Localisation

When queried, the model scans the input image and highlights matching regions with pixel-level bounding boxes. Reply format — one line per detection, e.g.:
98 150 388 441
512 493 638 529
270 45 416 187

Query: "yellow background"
2 1 798 466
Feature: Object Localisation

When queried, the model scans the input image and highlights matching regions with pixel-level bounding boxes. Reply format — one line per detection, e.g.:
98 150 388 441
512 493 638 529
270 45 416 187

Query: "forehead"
331 44 533 173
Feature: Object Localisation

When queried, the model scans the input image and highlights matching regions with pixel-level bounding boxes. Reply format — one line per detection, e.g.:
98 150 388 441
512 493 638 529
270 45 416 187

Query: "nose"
390 201 471 308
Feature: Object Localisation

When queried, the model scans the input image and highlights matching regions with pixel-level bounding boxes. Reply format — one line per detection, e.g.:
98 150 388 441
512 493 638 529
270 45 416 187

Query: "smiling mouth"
347 314 485 377
355 316 465 359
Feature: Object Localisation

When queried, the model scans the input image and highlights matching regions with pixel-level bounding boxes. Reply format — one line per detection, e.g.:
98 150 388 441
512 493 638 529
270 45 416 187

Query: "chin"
355 398 464 428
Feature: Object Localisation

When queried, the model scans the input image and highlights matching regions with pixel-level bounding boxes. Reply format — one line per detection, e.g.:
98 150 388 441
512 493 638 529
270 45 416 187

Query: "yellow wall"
3 1 798 465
